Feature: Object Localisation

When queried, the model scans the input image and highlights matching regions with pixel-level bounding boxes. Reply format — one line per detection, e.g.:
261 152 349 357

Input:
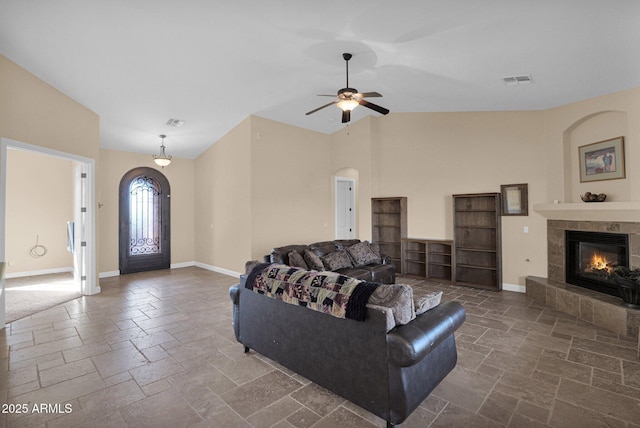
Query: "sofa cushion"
335 239 361 250
321 250 354 271
270 244 309 265
368 283 416 326
288 251 308 269
303 249 324 271
415 291 443 315
245 260 261 274
368 242 382 258
336 267 372 281
309 241 339 257
347 241 381 267
366 264 395 284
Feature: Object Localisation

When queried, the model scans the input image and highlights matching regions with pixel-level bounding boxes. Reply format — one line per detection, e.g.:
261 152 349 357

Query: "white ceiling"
1 1 639 159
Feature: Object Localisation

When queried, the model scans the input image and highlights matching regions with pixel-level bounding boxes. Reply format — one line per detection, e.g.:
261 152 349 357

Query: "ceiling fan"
306 53 390 124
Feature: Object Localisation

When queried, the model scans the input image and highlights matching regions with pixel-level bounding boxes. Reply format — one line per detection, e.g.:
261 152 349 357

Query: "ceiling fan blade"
359 92 382 98
306 101 337 115
342 109 351 123
317 94 337 97
359 99 389 115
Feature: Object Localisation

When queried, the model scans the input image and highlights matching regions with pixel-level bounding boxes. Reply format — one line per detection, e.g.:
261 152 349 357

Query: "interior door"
336 178 355 239
119 167 171 274
73 164 84 291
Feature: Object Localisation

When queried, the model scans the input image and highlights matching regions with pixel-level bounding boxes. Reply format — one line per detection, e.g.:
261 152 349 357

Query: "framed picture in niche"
579 136 625 182
501 183 528 216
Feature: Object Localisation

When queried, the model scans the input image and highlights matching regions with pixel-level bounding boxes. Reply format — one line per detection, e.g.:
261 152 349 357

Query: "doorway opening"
119 167 171 274
0 138 98 326
335 177 356 239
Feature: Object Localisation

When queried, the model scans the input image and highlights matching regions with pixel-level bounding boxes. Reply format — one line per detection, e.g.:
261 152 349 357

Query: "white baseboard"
170 261 195 269
503 282 526 293
98 262 241 279
99 270 120 278
194 262 242 278
5 266 73 279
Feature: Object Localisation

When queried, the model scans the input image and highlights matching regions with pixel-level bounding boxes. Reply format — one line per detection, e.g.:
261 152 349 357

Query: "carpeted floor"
4 272 81 323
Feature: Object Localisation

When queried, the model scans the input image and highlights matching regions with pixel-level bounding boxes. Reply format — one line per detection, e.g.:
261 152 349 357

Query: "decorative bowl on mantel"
580 192 607 202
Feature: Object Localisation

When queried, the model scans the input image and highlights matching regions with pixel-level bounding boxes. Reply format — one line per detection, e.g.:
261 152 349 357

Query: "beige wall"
0 55 100 160
542 87 640 203
363 111 548 286
193 116 332 273
194 88 640 287
0 55 99 297
250 116 332 261
98 149 195 273
5 150 74 274
5 54 639 289
330 117 374 240
194 117 252 273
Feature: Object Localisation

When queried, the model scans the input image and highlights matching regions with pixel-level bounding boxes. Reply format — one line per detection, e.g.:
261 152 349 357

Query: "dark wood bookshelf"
453 193 502 291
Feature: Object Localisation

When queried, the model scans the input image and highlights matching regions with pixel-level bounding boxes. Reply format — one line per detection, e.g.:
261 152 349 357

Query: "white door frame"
335 176 356 239
0 138 99 327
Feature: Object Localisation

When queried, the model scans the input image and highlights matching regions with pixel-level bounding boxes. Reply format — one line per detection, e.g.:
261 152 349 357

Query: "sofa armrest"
229 285 241 341
229 284 240 304
386 301 465 367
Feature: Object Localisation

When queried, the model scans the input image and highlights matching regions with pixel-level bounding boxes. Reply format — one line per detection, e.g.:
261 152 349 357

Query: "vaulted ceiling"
2 1 639 158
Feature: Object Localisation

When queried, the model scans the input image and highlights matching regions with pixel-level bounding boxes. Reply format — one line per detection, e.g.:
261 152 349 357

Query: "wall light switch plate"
523 226 529 233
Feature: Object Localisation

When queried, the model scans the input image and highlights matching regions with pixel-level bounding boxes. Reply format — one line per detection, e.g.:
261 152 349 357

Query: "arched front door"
119 167 171 274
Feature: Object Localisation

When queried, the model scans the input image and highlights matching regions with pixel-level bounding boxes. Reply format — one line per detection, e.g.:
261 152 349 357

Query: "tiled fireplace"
526 220 640 337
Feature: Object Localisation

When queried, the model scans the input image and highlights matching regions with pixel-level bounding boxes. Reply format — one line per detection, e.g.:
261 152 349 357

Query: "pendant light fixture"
153 134 172 167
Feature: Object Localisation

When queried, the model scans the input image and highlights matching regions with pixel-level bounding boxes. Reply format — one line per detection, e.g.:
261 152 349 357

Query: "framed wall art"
501 183 528 216
579 136 625 182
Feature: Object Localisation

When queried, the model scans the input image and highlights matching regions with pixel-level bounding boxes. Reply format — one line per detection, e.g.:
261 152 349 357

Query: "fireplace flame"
588 252 611 273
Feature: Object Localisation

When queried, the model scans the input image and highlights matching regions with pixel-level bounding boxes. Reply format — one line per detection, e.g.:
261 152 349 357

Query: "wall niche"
563 110 629 203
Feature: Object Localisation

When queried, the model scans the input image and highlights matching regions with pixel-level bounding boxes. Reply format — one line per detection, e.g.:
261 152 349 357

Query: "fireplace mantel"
533 202 640 222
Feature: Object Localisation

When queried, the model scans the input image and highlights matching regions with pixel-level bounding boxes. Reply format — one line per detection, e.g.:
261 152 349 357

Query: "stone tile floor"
1 267 639 427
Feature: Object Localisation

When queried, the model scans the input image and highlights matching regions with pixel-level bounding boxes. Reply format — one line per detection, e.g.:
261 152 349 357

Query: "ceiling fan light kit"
306 52 389 124
337 98 359 112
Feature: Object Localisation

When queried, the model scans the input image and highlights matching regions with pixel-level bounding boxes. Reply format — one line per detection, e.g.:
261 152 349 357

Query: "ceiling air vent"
166 118 185 127
502 75 534 86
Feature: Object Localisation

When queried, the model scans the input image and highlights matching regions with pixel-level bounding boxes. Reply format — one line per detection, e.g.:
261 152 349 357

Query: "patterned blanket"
245 263 379 321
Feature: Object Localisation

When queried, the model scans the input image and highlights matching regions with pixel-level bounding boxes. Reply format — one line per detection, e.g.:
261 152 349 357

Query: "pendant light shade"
153 134 172 167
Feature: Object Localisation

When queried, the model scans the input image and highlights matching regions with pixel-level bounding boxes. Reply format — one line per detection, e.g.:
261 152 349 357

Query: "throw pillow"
288 251 308 270
304 249 324 271
321 250 354 271
415 291 443 315
346 241 381 267
369 283 416 326
368 241 381 258
245 260 261 274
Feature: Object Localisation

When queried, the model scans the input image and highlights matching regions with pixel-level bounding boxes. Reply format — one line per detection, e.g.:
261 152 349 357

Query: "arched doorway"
119 167 171 274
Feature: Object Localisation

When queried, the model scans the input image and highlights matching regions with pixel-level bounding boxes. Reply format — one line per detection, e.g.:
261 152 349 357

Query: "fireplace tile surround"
526 220 640 338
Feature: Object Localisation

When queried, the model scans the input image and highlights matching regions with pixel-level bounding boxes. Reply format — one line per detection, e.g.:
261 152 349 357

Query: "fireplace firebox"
565 230 629 297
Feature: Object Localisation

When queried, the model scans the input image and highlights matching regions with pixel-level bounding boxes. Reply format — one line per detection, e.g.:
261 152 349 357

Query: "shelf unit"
402 239 427 278
372 197 407 274
402 238 453 282
453 193 502 291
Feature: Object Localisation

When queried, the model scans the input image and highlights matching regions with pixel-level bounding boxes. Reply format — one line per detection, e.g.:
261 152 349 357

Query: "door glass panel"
129 176 162 255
